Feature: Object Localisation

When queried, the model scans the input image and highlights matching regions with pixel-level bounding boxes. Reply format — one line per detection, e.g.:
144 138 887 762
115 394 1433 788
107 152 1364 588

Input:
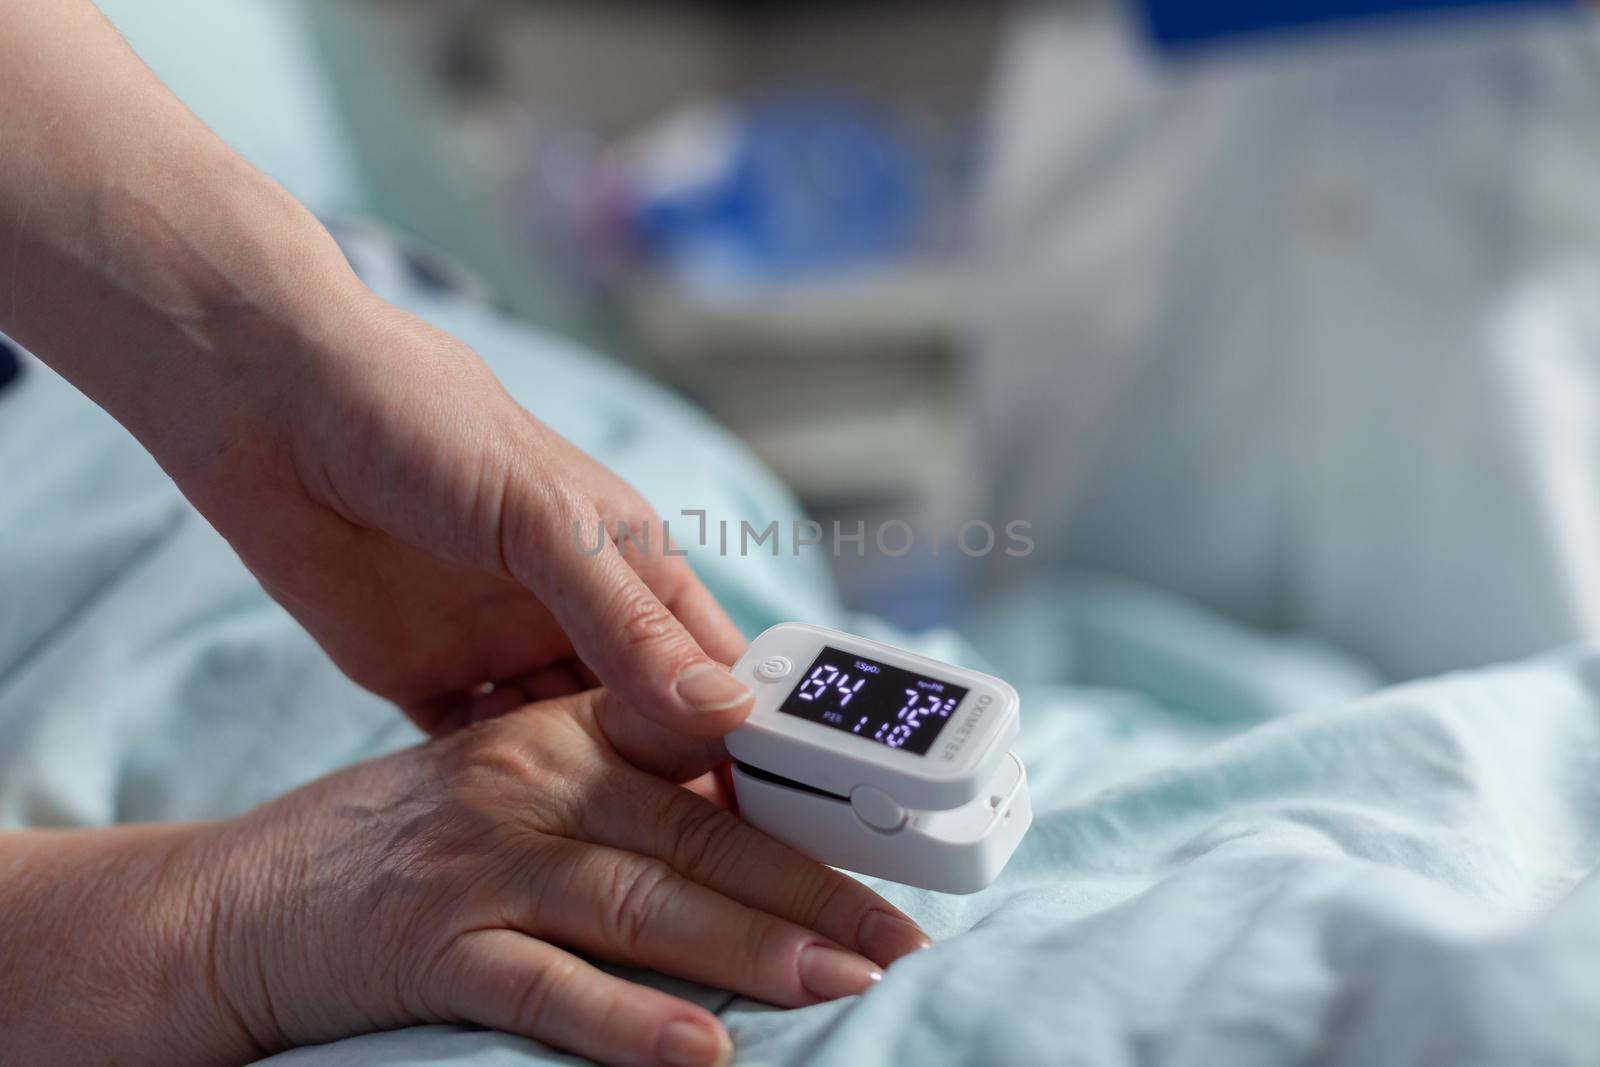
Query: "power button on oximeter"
755 655 793 682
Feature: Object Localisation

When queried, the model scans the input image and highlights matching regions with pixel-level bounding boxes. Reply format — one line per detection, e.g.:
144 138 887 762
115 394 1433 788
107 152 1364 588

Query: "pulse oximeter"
726 623 1031 894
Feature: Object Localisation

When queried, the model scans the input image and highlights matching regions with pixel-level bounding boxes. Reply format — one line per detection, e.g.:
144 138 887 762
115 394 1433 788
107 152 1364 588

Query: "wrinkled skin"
182 690 932 1066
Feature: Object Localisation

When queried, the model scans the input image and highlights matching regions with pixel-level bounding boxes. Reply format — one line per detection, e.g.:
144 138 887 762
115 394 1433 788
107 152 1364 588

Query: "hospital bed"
5 2 1600 1063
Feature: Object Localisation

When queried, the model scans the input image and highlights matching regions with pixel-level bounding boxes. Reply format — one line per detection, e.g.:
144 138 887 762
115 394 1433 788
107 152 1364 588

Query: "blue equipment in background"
1137 0 1576 49
624 94 921 289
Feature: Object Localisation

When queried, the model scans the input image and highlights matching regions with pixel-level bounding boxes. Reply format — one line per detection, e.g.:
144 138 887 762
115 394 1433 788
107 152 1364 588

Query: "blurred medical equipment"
369 2 1002 627
972 0 1600 680
727 622 1030 894
1134 0 1574 48
594 94 921 291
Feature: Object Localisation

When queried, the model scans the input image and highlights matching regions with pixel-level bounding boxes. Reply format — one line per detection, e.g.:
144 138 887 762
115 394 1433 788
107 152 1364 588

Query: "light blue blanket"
7 3 1595 1062
5 272 1600 1065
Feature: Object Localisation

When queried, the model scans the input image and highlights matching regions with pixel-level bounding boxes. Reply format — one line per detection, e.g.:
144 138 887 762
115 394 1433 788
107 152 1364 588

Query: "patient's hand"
0 690 931 1067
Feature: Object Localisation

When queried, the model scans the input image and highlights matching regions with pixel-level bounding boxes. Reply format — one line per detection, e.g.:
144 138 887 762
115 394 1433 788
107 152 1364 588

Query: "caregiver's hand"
0 0 751 754
173 286 755 751
0 691 933 1067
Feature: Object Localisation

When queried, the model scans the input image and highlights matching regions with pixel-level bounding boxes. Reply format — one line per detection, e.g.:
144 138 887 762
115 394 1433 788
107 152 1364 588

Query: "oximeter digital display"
727 623 1032 894
778 646 966 755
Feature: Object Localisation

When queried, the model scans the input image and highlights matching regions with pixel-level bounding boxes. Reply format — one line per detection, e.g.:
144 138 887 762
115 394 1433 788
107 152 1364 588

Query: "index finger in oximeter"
726 622 1031 894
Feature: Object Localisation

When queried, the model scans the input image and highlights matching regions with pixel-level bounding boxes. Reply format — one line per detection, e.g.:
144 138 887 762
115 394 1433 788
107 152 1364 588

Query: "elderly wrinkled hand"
1 689 932 1067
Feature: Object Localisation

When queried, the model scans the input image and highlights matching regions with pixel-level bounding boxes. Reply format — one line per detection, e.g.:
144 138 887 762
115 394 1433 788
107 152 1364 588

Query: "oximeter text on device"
726 623 1031 894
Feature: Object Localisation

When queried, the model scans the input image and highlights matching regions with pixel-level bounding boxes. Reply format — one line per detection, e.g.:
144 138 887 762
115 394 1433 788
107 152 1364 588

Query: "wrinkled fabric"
7 2 1596 1061
4 289 1600 1065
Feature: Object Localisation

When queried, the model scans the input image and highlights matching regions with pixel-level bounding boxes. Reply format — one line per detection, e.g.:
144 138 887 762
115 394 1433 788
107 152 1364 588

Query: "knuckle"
518 486 596 581
439 724 538 792
544 485 594 533
452 728 527 777
510 952 580 1034
607 857 679 957
793 871 854 931
429 726 578 835
666 796 744 883
413 934 471 1022
611 591 682 655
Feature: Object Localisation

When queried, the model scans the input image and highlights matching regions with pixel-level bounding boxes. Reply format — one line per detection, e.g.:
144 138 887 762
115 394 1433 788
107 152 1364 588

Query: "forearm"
0 0 365 481
0 824 259 1065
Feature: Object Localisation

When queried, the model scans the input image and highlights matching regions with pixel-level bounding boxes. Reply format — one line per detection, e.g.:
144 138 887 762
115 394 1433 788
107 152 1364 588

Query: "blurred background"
97 0 1600 679
309 0 1007 629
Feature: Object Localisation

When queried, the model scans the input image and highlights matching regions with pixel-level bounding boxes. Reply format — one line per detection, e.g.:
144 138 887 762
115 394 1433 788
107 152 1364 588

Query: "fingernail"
798 944 883 1002
675 664 753 713
857 909 933 965
658 1019 732 1067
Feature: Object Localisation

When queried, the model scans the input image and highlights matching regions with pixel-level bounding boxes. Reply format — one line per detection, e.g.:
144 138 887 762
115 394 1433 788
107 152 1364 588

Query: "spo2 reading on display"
778 646 968 756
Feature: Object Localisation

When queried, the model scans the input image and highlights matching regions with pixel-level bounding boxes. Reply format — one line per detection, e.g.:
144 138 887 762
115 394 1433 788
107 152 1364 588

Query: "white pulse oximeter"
726 623 1031 894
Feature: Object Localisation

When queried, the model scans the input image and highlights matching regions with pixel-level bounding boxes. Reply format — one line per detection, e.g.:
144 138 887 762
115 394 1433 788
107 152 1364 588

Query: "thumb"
591 689 731 784
519 502 754 740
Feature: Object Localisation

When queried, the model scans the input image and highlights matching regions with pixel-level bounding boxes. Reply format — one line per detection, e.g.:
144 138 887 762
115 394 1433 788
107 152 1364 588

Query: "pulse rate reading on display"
777 646 968 756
